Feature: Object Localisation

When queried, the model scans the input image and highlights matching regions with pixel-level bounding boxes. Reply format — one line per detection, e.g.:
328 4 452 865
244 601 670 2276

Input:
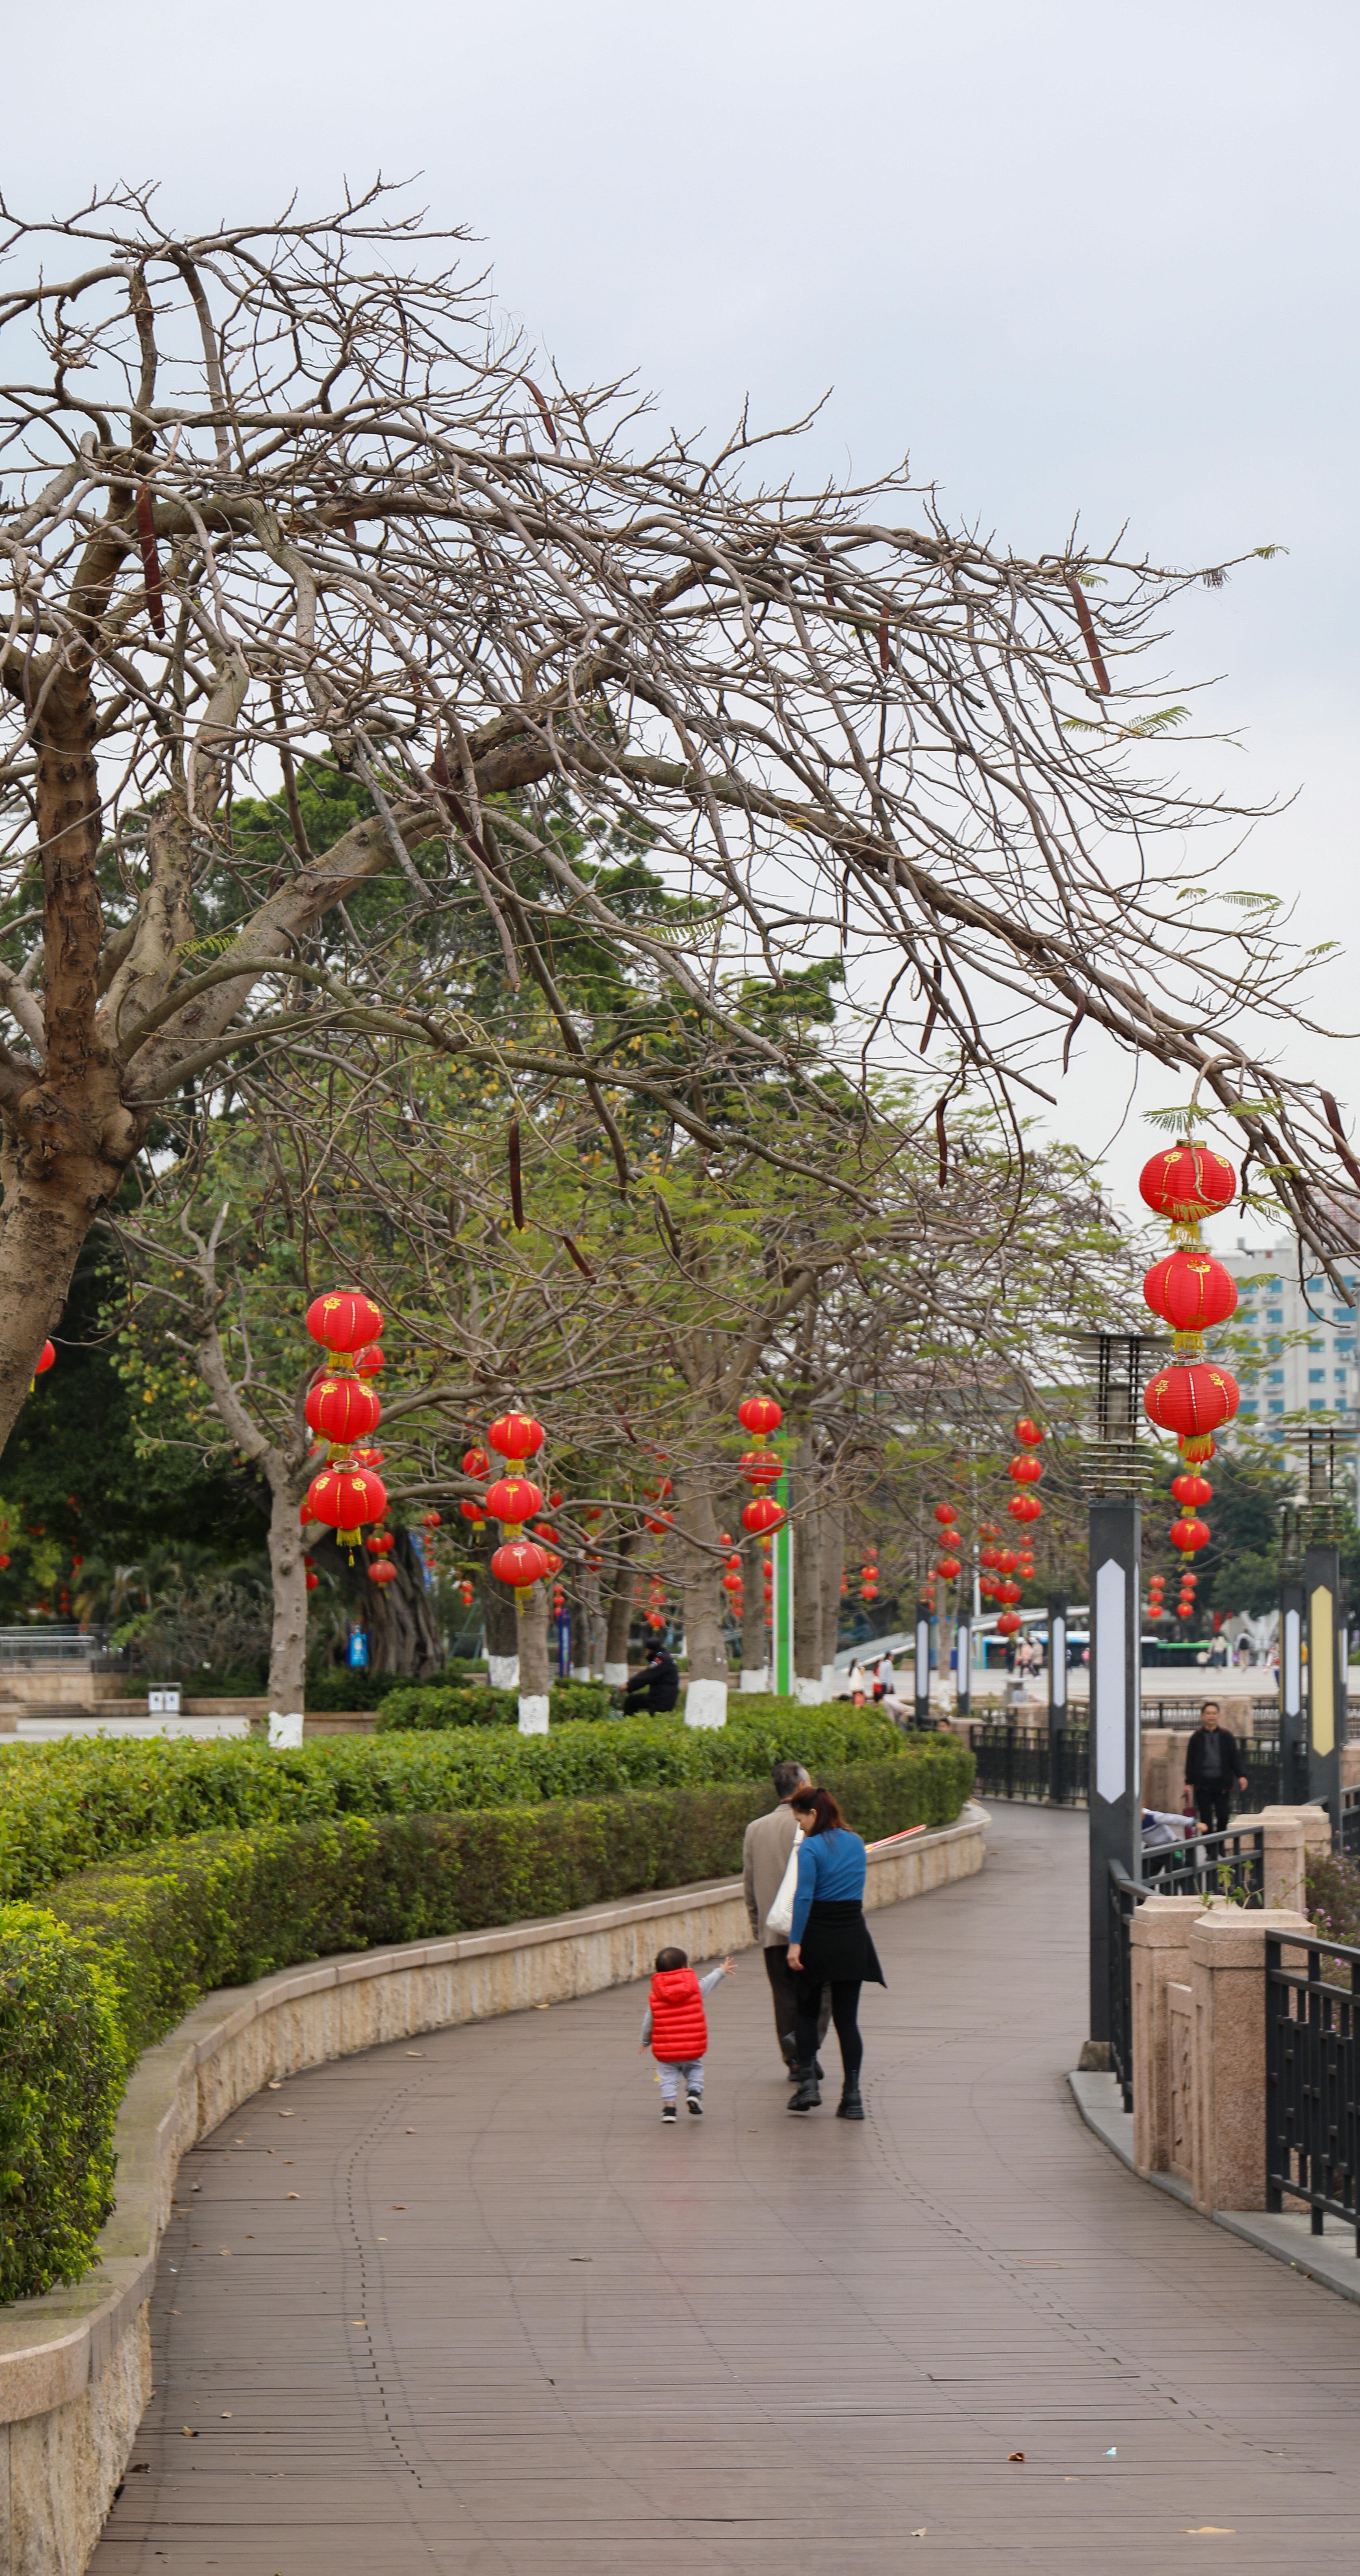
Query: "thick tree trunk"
740 1528 767 1690
480 1543 520 1688
819 1502 845 1689
676 1483 727 1727
267 1473 308 1714
792 1434 824 1701
603 1531 638 1684
517 1580 550 1733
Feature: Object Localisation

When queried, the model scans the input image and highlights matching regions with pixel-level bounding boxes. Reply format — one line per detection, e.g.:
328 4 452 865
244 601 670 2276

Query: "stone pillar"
1189 1905 1310 2216
1129 1894 1202 2179
1139 1726 1176 1814
1256 1804 1332 1912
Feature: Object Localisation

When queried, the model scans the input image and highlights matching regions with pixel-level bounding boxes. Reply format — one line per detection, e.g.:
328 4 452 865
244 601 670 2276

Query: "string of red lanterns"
1139 1141 1239 1574
303 1289 388 1559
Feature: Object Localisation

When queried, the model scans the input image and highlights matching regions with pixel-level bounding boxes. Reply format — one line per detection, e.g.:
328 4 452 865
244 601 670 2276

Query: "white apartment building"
1218 1237 1360 1448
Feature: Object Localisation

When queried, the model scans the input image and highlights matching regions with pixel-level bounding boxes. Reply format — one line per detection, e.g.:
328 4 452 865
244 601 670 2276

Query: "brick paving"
92 1802 1360 2574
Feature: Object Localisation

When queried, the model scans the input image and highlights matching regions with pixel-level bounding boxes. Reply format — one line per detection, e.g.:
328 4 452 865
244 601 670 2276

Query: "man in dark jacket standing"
621 1642 680 1716
1184 1701 1248 1833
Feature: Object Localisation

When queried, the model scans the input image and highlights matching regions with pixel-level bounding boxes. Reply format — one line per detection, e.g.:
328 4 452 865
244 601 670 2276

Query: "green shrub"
378 1677 611 1730
0 1904 126 2299
304 1664 482 1713
0 1706 928 1904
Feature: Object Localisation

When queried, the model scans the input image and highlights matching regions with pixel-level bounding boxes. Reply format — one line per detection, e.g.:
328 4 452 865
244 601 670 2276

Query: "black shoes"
661 2100 677 2122
687 2092 703 2115
836 2080 865 2121
787 2067 822 2113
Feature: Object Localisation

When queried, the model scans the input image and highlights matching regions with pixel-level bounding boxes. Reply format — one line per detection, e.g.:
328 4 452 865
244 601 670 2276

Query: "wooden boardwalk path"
92 1803 1360 2573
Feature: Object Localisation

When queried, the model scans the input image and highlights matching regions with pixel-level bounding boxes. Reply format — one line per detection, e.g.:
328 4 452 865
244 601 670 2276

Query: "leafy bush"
0 1904 126 2299
378 1678 611 1729
0 1706 930 1903
1306 1850 1360 1949
303 1666 483 1714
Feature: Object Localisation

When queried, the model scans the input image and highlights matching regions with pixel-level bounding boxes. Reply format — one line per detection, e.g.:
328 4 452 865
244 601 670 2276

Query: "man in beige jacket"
743 1761 831 2078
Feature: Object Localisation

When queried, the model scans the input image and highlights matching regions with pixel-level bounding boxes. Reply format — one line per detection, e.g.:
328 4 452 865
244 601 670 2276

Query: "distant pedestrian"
875 1652 896 1699
1183 1700 1248 1834
742 1763 831 2079
639 1946 734 2120
785 1785 886 2121
621 1641 680 1716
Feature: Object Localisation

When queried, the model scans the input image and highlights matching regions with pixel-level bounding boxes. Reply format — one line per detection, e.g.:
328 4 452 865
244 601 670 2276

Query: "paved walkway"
93 1804 1360 2574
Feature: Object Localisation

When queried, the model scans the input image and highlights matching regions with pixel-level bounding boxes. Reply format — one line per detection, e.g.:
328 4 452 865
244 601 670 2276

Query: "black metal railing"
1339 1785 1360 1860
1266 1928 1360 2253
968 1721 1088 1807
1108 1826 1267 2113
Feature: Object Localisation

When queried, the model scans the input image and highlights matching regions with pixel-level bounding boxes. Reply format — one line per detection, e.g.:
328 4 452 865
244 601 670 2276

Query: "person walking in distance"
1183 1700 1248 1835
639 1947 734 2121
742 1763 832 2080
786 1785 885 2121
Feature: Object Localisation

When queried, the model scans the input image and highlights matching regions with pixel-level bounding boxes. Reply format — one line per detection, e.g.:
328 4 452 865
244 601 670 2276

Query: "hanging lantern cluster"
860 1543 879 1605
737 1397 785 1542
642 1474 674 1536
1147 1569 1166 1621
644 1567 669 1632
932 1502 961 1584
1178 1568 1198 1620
474 1410 551 1606
1140 1142 1239 1564
303 1288 388 1558
1007 1415 1044 1524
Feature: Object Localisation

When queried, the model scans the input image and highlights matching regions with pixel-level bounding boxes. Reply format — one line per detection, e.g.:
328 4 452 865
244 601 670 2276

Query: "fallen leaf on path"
181 2427 197 2438
1007 2452 1025 2464
911 2528 927 2539
221 2412 233 2420
268 2080 282 2090
391 2203 406 2210
1183 2531 1236 2538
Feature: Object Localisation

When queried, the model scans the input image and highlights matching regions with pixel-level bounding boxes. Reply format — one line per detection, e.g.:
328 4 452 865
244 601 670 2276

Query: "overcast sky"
6 0 1355 1227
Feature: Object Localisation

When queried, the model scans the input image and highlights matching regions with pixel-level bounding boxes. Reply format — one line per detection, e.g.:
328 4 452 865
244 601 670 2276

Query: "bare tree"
0 182 1353 1467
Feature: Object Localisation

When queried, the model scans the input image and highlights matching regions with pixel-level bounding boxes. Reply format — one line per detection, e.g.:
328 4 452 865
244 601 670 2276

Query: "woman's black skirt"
794 1898 885 1988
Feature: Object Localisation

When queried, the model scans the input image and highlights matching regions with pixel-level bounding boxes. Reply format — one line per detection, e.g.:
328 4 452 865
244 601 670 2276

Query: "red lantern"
462 1445 490 1478
643 1512 674 1535
740 1450 782 1486
996 1547 1018 1573
487 1411 545 1462
743 1496 785 1537
305 1571 319 1591
978 1520 1001 1541
421 1511 442 1531
1171 1472 1213 1509
997 1610 1022 1636
1138 1142 1236 1224
934 1502 958 1525
459 1500 486 1526
355 1343 384 1379
1014 1416 1043 1447
1170 1517 1210 1554
936 1555 962 1580
1144 1364 1239 1437
306 1464 386 1546
305 1287 384 1356
485 1475 544 1527
305 1375 382 1446
1143 1248 1238 1335
35 1341 55 1376
372 1531 396 1555
1008 1454 1042 1485
459 1580 474 1606
997 1578 1022 1605
491 1537 550 1589
1008 1493 1043 1523
738 1395 783 1442
369 1560 398 1587
721 1569 743 1594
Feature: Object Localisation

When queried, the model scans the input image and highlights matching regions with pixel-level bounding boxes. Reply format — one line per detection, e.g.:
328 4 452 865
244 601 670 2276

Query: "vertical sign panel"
955 1616 971 1718
1279 1584 1304 1804
1088 1501 1141 2051
1305 1543 1342 1829
1094 1559 1127 1804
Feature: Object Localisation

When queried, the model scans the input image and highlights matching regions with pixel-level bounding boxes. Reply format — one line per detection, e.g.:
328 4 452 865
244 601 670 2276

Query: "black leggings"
794 1979 862 2081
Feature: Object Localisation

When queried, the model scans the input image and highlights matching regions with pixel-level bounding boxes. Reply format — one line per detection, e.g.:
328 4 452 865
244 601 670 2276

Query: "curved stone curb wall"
0 1802 986 2573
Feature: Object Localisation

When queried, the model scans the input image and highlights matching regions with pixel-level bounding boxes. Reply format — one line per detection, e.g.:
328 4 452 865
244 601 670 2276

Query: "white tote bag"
764 1827 803 1941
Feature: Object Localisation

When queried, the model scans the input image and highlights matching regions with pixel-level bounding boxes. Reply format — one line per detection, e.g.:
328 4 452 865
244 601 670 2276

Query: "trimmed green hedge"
0 1905 126 2301
0 1707 914 1905
0 1738 971 2300
377 1679 611 1729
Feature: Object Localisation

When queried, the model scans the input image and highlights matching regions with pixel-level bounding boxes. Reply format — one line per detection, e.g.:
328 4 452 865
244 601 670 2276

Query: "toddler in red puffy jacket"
639 1945 734 2120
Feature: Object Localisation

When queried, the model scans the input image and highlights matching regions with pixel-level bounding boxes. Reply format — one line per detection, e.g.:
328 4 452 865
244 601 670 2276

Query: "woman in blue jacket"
785 1783 885 2120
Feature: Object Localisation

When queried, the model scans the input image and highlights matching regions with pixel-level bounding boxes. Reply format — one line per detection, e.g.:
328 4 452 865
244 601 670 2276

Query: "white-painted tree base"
571 1665 594 1682
739 1668 768 1693
268 1711 305 1747
488 1655 520 1690
820 1662 837 1691
684 1677 728 1729
603 1662 628 1687
792 1674 826 1705
517 1693 550 1734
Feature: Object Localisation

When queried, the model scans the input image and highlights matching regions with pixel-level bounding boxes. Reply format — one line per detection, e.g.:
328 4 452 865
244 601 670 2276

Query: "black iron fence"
968 1721 1089 1807
1107 1826 1267 2113
1266 1928 1360 2253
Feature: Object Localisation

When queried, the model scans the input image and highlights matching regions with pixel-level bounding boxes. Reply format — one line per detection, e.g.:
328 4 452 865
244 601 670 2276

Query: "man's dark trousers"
1195 1787 1233 1834
763 1944 831 2062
